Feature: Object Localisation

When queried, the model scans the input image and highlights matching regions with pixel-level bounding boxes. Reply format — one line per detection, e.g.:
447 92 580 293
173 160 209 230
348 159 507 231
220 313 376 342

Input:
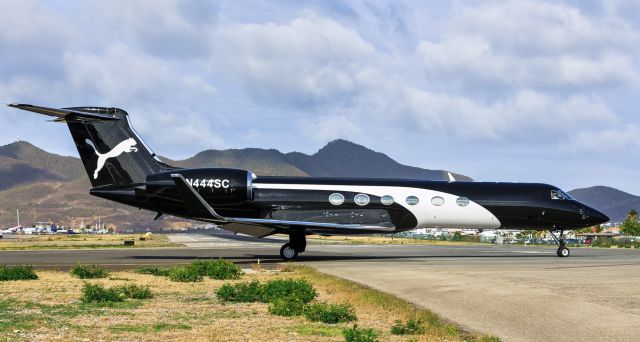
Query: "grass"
108 322 191 333
70 264 110 279
390 318 426 335
343 324 379 342
0 233 182 250
0 264 38 281
0 265 499 341
268 297 307 317
216 280 263 302
137 260 243 282
304 302 357 324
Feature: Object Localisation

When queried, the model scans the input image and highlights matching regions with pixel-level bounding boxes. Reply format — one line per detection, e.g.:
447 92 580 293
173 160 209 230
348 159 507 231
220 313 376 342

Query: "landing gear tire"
557 246 570 257
280 243 299 261
549 229 571 258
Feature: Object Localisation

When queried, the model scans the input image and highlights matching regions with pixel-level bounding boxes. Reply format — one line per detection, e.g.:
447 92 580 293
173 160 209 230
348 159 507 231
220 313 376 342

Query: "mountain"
0 140 469 229
568 186 640 223
169 139 472 181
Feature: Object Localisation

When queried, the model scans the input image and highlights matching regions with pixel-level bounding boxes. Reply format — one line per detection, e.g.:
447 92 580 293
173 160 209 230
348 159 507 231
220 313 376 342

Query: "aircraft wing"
170 174 396 238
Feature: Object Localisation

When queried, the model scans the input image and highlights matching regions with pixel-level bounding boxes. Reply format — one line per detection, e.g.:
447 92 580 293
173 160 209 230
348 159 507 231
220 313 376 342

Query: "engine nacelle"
145 168 254 206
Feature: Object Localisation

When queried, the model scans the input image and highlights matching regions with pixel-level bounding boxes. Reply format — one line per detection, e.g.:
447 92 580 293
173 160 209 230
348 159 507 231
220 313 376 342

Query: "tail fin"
8 104 173 187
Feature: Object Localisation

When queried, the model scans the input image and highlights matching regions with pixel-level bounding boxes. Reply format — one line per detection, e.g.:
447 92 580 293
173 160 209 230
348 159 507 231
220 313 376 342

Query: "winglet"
170 174 227 222
448 172 456 182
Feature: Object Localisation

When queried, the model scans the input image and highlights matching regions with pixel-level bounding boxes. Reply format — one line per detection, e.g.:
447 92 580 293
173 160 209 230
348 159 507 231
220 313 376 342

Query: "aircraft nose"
585 206 609 225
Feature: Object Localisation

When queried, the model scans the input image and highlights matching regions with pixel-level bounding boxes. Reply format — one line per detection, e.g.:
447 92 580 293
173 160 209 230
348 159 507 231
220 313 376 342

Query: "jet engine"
144 168 255 206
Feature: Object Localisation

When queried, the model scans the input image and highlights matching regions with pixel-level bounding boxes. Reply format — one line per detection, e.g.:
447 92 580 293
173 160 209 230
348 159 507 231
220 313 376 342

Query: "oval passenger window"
354 194 370 206
329 193 345 206
431 196 445 206
406 196 419 205
456 197 470 207
381 195 394 206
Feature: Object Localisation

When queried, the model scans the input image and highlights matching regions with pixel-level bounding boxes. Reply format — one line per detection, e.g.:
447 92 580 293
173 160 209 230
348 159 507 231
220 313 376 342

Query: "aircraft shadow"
128 253 556 263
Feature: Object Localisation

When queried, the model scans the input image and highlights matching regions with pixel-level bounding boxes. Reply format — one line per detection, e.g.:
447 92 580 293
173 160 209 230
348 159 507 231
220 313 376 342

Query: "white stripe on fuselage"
252 183 501 229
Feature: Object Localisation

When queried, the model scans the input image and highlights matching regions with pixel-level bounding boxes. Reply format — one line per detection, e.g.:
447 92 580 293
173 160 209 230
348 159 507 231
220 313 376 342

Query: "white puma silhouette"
85 138 138 179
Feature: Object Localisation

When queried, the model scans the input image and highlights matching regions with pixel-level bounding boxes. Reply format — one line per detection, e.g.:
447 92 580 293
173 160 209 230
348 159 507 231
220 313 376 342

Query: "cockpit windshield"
551 189 573 200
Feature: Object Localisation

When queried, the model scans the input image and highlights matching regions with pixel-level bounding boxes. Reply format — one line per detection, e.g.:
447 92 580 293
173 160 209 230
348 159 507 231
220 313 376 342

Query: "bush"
0 265 38 281
70 264 110 279
81 283 124 303
168 266 203 282
592 238 614 247
116 284 154 299
189 260 243 280
390 318 425 335
136 266 171 277
343 325 378 342
305 302 357 324
268 297 306 316
261 279 317 304
216 280 263 302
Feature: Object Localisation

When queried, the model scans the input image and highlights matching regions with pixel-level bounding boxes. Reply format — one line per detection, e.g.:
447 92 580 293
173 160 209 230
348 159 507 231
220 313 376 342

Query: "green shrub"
216 280 263 302
268 297 306 316
305 302 357 324
136 266 171 277
116 284 154 299
343 325 378 342
591 237 613 247
168 266 203 282
189 260 243 280
81 283 124 303
261 279 317 304
70 264 110 279
0 265 38 281
390 318 425 335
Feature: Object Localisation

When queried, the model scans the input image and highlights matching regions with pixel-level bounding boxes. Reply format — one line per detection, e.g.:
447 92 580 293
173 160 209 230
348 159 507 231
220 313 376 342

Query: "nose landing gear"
279 231 307 261
549 229 570 257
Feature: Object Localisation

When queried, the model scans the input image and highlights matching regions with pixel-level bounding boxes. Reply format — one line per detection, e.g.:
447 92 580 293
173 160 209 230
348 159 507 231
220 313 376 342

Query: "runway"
1 232 639 342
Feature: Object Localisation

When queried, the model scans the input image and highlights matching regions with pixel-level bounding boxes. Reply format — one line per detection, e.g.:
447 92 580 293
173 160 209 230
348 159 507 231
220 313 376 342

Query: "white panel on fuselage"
252 184 501 229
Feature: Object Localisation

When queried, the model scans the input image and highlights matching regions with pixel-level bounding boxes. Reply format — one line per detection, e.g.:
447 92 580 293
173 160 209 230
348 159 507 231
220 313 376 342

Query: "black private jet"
8 104 609 260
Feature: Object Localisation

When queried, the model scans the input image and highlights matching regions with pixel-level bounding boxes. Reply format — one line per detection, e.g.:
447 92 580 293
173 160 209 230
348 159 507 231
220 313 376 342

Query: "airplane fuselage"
90 167 608 235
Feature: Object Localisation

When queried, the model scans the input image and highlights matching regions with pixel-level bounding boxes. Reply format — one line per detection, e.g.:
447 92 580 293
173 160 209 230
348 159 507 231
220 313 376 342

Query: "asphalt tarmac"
1 232 639 342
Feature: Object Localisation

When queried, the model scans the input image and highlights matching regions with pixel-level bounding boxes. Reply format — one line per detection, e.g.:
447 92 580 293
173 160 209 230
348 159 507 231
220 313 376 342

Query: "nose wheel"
549 229 570 257
280 232 306 261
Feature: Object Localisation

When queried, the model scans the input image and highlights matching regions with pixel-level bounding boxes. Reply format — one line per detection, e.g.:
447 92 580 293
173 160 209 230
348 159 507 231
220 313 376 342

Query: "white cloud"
417 1 640 90
211 15 376 107
561 124 640 152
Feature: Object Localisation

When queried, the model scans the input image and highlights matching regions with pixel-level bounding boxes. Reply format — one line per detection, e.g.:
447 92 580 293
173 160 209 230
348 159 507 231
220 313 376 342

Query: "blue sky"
1 0 638 194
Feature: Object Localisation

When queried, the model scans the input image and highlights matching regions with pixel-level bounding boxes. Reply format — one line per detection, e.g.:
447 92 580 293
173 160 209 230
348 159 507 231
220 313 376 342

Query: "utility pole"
16 209 20 227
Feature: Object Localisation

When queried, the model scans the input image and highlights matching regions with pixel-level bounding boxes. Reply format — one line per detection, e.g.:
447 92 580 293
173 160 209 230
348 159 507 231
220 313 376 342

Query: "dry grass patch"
0 265 499 342
309 235 487 246
0 234 182 250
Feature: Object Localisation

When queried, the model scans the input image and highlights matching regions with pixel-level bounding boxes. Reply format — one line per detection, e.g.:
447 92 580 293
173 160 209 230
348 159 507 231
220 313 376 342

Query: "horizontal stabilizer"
8 104 119 122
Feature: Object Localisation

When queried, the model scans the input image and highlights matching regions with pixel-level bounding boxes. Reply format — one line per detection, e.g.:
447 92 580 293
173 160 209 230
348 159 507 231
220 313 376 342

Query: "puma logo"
85 138 138 179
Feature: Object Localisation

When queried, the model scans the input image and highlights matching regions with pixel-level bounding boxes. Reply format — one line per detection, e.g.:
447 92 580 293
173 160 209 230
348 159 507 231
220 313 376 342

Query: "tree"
621 209 640 236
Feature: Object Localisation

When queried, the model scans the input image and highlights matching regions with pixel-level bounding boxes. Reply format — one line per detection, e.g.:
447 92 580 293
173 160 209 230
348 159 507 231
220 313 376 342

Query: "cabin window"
551 190 572 200
456 197 470 207
354 194 370 206
329 193 345 205
431 196 445 206
381 195 394 206
406 196 419 205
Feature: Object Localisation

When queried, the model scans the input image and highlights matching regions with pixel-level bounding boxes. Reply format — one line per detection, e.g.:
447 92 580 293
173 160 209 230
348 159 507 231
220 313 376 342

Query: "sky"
0 0 638 194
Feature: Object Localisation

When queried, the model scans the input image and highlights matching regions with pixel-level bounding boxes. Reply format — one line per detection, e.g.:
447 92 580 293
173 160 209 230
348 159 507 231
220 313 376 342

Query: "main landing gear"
280 232 306 261
549 229 570 257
